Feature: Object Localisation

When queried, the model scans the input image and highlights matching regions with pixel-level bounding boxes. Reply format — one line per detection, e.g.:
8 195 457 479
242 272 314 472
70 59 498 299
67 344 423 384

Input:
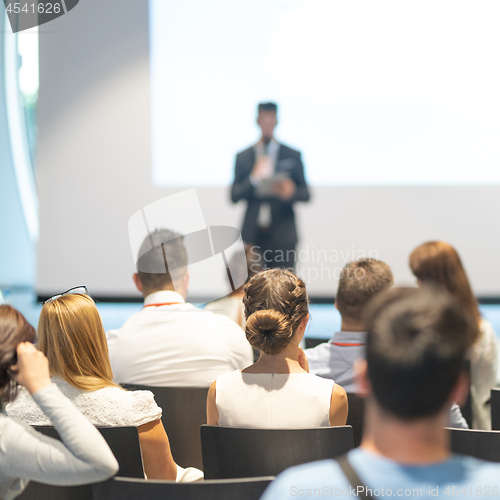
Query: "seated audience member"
7 292 201 481
410 241 498 430
106 229 253 387
205 245 262 328
306 259 393 393
261 287 500 500
207 269 348 428
0 305 118 499
306 258 468 429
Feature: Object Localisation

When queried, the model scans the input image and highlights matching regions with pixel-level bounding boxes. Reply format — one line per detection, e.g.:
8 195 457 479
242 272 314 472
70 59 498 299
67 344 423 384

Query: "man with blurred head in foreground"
261 287 500 499
306 259 467 430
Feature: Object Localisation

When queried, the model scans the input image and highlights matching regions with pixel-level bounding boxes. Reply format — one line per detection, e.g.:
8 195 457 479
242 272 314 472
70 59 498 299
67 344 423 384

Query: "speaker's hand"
273 178 296 200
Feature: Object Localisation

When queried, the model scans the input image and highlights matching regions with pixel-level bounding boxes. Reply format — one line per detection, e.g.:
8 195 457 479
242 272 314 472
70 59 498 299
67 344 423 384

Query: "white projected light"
150 0 500 186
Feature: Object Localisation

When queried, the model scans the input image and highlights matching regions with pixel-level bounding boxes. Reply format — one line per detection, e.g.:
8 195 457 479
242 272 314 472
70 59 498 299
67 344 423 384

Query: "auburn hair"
409 241 480 346
243 269 309 355
37 294 118 391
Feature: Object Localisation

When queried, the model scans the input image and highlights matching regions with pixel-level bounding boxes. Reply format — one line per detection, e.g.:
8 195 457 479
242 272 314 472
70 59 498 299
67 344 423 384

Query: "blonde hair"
37 294 118 391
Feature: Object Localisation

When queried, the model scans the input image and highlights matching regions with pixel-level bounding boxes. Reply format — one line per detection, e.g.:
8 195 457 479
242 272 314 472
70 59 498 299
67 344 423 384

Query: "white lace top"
6 377 162 427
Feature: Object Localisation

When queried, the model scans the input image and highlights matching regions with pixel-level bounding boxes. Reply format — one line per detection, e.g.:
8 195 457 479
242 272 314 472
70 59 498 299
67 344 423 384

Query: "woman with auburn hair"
7 290 200 481
0 305 118 499
409 241 498 429
207 269 348 428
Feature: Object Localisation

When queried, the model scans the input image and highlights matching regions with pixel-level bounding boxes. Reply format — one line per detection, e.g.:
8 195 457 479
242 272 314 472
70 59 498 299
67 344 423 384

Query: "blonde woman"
410 242 498 429
0 305 118 499
7 288 200 481
207 269 348 428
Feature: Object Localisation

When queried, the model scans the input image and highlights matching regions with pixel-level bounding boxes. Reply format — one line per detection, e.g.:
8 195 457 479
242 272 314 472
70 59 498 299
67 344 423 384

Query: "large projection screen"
37 0 500 300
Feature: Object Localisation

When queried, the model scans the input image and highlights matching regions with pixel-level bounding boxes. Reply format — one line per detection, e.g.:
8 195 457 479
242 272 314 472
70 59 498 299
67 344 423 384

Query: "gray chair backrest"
92 476 275 500
16 426 142 500
121 384 208 470
449 427 500 462
201 424 354 479
491 389 500 431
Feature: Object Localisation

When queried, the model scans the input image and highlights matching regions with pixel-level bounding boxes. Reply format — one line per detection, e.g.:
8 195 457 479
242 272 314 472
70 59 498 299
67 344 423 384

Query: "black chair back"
17 426 142 500
449 428 500 462
346 393 364 447
201 424 354 479
491 389 500 430
305 337 328 349
121 384 208 470
92 476 274 500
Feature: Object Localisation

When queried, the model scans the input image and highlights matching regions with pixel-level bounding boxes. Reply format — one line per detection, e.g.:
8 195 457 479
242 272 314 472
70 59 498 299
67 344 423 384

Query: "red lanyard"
143 302 182 308
331 342 365 347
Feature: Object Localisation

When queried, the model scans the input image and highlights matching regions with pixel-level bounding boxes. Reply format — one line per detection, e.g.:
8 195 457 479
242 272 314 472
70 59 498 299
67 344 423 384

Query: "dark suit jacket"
231 143 310 247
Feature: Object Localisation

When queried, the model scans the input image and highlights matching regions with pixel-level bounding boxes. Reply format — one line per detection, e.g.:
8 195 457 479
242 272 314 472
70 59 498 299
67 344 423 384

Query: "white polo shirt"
106 291 254 387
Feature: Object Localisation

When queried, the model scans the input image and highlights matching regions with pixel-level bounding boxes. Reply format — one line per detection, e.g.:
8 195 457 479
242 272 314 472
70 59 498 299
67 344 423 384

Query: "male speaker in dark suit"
231 102 310 269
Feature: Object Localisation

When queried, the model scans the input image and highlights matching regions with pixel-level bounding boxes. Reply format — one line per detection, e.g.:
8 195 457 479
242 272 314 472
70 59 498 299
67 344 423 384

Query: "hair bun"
245 310 293 355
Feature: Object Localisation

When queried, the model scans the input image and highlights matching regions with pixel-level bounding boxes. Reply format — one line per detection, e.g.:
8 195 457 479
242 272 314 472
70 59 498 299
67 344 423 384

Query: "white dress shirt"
252 139 280 227
106 290 254 387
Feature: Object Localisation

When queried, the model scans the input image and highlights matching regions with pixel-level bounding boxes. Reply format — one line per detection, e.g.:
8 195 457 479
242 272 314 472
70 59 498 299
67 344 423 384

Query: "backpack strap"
336 455 374 500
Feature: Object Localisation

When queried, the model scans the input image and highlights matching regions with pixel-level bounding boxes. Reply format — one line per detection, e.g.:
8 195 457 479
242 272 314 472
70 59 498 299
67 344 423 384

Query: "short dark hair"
258 102 277 114
0 305 36 402
335 259 393 322
136 228 188 294
364 286 470 420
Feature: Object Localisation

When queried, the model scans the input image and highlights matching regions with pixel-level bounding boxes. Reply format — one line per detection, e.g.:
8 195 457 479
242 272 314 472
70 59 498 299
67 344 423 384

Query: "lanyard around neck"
143 302 183 308
331 342 365 347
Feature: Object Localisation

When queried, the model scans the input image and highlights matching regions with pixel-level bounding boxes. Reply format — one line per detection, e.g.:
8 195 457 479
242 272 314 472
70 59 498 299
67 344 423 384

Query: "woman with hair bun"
207 269 348 428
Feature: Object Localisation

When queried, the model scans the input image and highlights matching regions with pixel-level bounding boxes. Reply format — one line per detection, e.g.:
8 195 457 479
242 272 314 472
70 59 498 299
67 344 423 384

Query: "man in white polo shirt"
106 228 254 387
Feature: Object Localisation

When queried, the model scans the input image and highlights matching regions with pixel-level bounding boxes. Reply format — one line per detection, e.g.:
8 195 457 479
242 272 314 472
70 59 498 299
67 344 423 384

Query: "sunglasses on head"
43 286 89 305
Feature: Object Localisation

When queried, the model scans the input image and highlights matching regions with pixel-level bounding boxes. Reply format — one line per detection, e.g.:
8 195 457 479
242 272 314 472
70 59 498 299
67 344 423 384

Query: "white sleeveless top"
216 371 335 428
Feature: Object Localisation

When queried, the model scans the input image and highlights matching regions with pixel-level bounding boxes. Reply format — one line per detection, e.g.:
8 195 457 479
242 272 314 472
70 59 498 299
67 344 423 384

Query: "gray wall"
37 0 500 298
